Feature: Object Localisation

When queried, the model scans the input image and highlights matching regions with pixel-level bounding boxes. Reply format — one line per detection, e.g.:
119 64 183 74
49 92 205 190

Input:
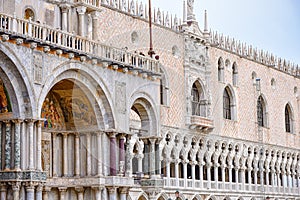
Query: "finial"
204 10 208 32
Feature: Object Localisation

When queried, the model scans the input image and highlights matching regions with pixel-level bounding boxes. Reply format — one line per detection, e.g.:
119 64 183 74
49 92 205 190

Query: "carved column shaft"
60 5 70 31
109 133 117 176
13 120 22 170
36 121 42 170
0 122 2 170
52 133 58 177
86 133 92 176
75 133 80 176
76 6 87 36
97 132 103 176
0 184 7 200
36 185 43 200
91 11 100 41
75 187 84 200
26 185 35 200
119 134 125 175
59 187 67 200
63 133 68 177
42 186 51 200
28 120 35 170
92 186 103 200
4 120 11 170
12 183 20 200
149 139 156 176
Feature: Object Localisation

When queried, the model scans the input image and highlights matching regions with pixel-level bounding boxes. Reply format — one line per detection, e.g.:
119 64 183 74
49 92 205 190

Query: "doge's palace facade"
0 0 299 200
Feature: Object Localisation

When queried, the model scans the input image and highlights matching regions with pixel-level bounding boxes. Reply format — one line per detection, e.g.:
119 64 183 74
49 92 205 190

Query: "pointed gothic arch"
223 85 237 120
284 103 294 133
191 80 207 117
218 57 224 82
257 95 268 127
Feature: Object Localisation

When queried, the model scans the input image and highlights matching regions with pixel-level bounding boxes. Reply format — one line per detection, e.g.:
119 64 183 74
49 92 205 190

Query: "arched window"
285 104 292 133
257 96 266 127
223 88 231 119
232 62 238 86
24 8 35 21
191 82 205 116
218 57 224 82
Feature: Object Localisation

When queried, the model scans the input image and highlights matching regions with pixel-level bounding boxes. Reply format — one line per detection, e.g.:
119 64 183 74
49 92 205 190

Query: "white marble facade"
0 0 299 200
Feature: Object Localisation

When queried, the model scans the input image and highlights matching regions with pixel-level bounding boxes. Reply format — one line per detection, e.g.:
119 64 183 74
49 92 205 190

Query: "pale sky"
141 0 300 65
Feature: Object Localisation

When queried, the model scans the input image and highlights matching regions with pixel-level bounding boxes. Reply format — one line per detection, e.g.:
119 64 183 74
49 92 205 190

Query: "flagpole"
148 0 155 58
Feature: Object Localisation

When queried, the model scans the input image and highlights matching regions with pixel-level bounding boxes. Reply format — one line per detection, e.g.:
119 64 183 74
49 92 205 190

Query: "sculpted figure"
187 0 194 15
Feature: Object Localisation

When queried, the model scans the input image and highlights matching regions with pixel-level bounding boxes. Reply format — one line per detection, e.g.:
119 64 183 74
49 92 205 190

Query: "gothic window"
191 82 205 116
285 104 292 133
232 62 238 86
223 88 231 119
218 57 224 82
160 71 169 106
257 96 266 127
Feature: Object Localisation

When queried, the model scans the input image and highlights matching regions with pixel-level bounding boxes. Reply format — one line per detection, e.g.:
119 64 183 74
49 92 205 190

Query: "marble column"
13 120 22 171
76 6 87 36
254 169 258 190
92 186 103 200
75 133 80 177
42 186 51 200
0 184 7 200
191 163 196 187
12 183 20 200
27 119 35 170
119 187 128 200
235 167 239 189
155 143 161 175
52 133 58 177
62 133 68 177
221 165 226 189
86 133 92 176
241 167 246 190
3 120 11 171
199 163 204 188
207 164 211 189
26 184 35 200
36 185 43 200
108 187 118 200
91 11 100 41
166 160 170 186
75 187 84 200
36 120 43 171
59 187 67 200
248 168 252 185
137 154 144 174
109 132 117 176
149 138 156 176
119 134 126 175
60 4 70 31
228 166 233 190
214 165 218 189
97 132 103 176
175 160 179 186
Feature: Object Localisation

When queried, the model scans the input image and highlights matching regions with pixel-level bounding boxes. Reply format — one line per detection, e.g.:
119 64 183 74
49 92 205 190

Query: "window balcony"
189 115 214 131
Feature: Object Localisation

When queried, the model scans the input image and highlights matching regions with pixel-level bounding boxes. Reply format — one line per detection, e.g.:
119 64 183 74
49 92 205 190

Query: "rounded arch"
223 85 237 120
0 46 36 118
129 92 158 137
23 6 36 21
38 62 115 130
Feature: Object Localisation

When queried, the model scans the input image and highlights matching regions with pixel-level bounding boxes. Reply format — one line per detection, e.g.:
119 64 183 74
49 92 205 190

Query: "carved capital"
119 187 129 194
76 6 87 15
60 4 70 13
91 186 104 192
58 187 67 192
107 187 118 194
91 11 100 19
75 187 84 193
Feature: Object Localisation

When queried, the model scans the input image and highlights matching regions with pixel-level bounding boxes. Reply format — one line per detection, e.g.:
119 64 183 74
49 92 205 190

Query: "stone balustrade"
0 12 160 76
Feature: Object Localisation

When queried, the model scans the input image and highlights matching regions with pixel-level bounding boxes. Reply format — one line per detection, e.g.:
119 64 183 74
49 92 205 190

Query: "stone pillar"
12 120 22 170
75 187 84 200
191 162 196 187
91 11 100 41
42 186 51 200
248 168 252 185
221 165 226 189
241 167 246 190
149 138 156 176
3 120 11 171
207 164 211 189
76 6 87 36
63 133 68 177
119 187 128 200
27 119 35 170
59 187 67 200
175 160 179 186
60 4 70 31
235 167 239 190
260 168 264 189
199 163 204 188
52 133 58 177
36 185 43 200
228 166 233 190
86 133 92 176
36 120 43 171
0 184 7 200
214 165 218 189
108 187 118 200
166 160 171 186
109 132 117 176
75 133 80 177
96 132 103 176
26 184 35 200
155 143 161 175
12 183 20 200
92 186 103 200
119 134 126 175
0 122 2 170
254 169 258 190
137 154 144 174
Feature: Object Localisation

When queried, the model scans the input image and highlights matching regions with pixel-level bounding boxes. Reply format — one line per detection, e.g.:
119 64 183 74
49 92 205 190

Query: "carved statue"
187 0 194 16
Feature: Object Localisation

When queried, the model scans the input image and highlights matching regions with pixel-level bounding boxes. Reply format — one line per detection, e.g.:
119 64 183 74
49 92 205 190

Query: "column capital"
11 182 21 191
60 3 71 12
119 187 129 194
90 11 101 19
58 187 67 192
12 119 23 124
0 184 7 192
107 186 118 194
91 186 104 191
3 120 11 125
25 183 36 191
107 131 118 138
25 119 36 123
75 187 84 193
44 186 52 192
36 184 44 192
118 133 127 139
76 6 87 15
149 138 157 144
62 132 69 138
